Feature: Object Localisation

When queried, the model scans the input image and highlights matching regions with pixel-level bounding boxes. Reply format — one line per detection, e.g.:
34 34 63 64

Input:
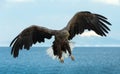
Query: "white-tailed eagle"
10 11 111 63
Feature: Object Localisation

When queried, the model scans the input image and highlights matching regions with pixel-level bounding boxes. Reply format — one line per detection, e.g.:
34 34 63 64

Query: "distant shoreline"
0 46 120 48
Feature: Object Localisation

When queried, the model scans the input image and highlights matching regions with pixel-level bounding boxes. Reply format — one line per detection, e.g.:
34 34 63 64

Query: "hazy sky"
0 0 120 47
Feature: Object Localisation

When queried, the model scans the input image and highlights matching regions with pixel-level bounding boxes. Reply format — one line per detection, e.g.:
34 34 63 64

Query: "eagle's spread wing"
10 25 55 58
65 11 111 40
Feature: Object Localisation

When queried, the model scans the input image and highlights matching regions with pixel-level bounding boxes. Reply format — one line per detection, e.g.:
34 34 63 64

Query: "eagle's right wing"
10 25 56 58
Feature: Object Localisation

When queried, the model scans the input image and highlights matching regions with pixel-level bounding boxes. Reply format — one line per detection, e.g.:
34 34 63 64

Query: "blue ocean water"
0 47 120 74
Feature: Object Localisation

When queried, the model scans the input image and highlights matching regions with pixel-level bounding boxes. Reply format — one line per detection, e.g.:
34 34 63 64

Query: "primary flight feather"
10 11 111 63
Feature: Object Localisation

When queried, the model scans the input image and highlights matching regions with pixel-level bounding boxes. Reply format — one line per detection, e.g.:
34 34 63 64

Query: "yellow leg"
71 55 75 61
59 57 64 63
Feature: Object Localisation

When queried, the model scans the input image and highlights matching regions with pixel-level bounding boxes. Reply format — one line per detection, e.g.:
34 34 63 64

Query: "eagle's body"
52 30 73 62
10 11 111 63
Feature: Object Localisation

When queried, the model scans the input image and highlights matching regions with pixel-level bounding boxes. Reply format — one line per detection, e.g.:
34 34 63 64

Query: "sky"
0 0 120 47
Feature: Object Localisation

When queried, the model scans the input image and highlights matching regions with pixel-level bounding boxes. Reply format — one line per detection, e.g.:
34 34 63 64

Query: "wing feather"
10 25 56 58
65 11 111 40
94 14 107 19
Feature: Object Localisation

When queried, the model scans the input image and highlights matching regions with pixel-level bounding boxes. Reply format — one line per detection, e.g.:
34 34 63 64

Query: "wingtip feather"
10 35 19 47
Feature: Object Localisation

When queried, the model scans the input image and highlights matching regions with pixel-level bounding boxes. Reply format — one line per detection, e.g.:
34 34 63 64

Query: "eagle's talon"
71 55 75 61
59 58 64 63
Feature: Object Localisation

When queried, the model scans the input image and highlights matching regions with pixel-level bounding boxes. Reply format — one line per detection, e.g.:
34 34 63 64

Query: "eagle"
10 11 111 63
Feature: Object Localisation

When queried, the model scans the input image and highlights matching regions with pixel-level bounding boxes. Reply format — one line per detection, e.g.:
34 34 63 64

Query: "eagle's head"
59 30 70 40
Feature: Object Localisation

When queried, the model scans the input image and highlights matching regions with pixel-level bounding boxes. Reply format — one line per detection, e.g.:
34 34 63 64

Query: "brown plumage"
10 11 111 62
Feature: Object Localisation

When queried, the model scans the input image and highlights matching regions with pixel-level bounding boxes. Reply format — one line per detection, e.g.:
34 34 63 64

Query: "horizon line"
1 45 120 47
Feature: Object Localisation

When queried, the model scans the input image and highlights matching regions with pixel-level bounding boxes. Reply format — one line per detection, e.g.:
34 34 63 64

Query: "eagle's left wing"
64 11 111 40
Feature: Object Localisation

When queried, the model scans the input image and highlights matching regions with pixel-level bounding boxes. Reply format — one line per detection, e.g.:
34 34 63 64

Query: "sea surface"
0 47 120 74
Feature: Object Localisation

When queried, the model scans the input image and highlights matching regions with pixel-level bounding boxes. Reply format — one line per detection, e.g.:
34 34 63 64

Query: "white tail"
46 42 75 60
